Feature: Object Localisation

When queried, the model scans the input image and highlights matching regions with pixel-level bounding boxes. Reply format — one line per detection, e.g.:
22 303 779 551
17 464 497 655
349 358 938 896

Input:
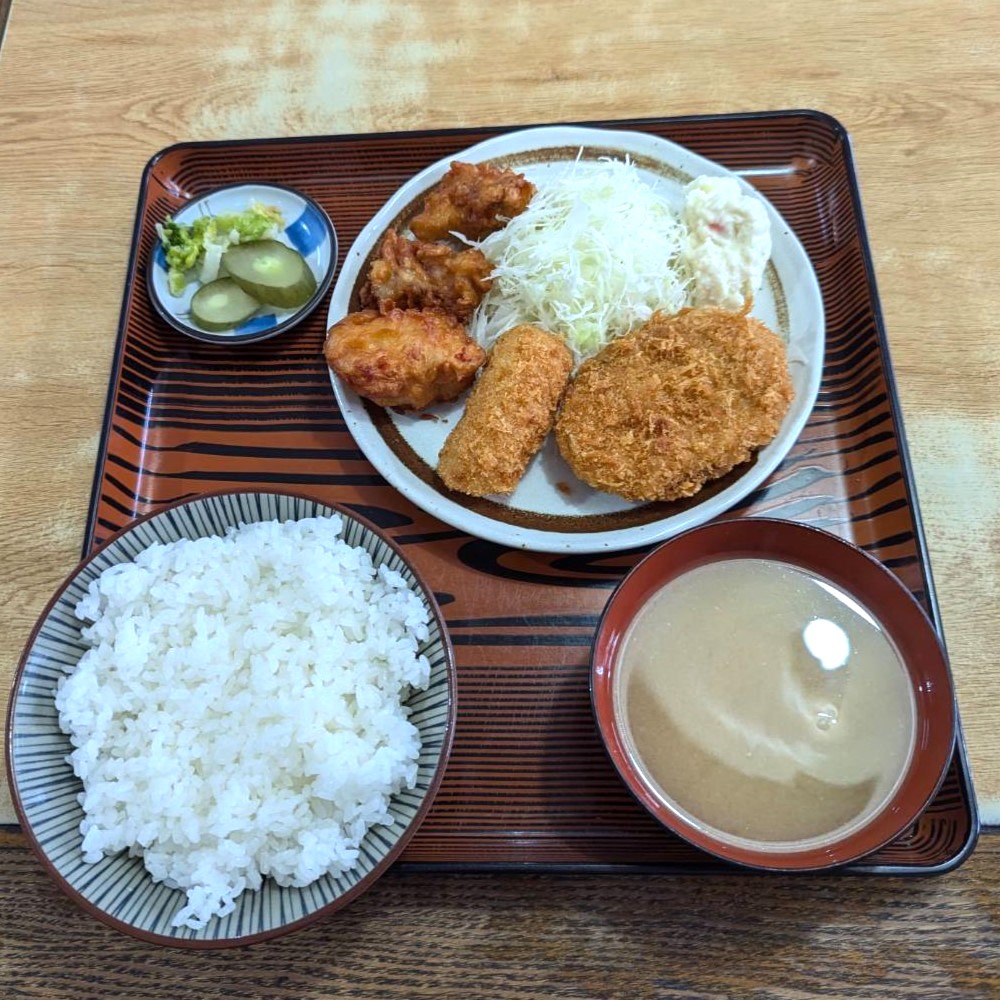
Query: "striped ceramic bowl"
5 490 456 948
147 183 337 345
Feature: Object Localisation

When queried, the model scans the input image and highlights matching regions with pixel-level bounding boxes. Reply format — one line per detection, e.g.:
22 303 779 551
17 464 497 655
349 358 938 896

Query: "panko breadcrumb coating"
554 308 794 502
437 324 573 497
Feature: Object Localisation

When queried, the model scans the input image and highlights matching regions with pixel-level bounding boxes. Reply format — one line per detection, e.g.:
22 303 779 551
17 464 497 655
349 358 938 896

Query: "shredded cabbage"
468 158 690 366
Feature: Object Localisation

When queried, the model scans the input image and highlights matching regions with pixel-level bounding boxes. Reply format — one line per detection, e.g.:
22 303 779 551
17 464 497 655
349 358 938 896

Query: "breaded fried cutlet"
437 324 573 497
554 308 794 502
409 161 536 242
325 308 486 411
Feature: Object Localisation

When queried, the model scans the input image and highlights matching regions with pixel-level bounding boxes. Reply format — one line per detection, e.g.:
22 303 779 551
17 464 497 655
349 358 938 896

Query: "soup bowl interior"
591 516 956 871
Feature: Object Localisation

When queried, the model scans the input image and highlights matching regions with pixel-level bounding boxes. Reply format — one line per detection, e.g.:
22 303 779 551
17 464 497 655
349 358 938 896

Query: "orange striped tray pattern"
88 112 977 873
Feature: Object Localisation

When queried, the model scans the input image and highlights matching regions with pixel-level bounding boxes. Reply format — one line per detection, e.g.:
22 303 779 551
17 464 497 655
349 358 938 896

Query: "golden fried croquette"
555 308 794 502
325 308 486 411
437 324 573 497
409 161 536 242
359 229 493 322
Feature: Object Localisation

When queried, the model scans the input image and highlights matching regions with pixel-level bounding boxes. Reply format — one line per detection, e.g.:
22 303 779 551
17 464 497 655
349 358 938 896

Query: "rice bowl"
6 491 456 948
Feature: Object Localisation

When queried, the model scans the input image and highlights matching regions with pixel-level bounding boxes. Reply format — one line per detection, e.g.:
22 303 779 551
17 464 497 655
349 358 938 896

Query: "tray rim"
80 109 980 876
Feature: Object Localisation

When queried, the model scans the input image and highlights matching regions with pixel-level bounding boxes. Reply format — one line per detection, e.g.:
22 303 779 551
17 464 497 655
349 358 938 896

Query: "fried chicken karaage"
409 161 536 242
325 308 486 411
555 308 794 502
359 229 493 322
437 324 573 497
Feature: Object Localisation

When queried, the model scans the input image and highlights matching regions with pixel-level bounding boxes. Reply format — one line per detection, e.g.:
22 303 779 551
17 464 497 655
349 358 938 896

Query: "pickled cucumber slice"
222 240 317 309
190 278 260 332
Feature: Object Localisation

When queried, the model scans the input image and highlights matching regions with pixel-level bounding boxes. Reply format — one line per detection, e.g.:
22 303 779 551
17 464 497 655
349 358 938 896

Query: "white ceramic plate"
326 126 824 553
148 183 337 345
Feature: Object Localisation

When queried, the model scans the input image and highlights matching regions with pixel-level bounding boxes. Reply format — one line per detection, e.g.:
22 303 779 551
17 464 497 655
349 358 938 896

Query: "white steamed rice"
54 514 432 929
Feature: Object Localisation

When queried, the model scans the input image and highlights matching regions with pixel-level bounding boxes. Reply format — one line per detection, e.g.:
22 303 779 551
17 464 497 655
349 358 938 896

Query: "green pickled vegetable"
190 278 261 332
222 240 317 309
156 202 284 296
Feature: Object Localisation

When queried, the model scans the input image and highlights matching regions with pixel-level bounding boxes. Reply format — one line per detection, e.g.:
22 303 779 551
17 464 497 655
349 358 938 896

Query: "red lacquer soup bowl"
590 517 956 871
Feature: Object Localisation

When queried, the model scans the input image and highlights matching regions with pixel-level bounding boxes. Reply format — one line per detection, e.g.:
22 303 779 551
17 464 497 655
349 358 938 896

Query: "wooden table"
1 1 997 993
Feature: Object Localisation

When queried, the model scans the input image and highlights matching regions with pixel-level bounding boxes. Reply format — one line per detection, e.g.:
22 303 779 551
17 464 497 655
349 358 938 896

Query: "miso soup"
618 558 915 845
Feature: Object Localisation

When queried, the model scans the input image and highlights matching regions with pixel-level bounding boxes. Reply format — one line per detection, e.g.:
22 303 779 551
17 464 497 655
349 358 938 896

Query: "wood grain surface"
0 0 998 991
1 826 998 997
5 0 994 823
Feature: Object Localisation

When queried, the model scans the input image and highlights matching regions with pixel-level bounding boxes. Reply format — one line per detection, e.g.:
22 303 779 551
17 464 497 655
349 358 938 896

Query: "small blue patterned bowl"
147 184 337 345
5 490 455 948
